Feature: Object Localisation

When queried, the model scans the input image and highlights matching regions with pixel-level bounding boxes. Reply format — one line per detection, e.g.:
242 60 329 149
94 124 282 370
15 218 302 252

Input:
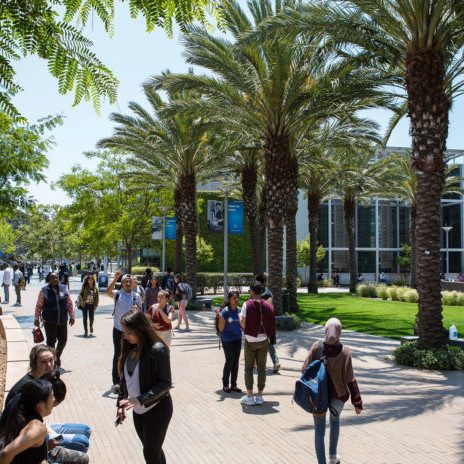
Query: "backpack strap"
317 339 324 361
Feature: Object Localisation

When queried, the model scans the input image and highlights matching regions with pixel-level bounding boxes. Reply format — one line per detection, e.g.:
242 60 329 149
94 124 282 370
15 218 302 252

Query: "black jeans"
222 339 242 388
112 328 123 385
82 304 95 332
44 322 67 363
133 394 173 464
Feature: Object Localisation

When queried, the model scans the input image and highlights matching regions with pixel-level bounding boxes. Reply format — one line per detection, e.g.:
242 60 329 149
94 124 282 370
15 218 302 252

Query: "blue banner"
228 201 243 234
165 217 177 240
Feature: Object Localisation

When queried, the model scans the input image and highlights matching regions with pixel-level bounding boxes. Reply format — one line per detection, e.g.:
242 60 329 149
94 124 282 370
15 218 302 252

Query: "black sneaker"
222 386 231 393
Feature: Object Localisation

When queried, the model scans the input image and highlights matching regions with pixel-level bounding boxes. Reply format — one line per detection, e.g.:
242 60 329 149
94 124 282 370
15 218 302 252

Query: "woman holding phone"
116 309 172 464
147 290 174 347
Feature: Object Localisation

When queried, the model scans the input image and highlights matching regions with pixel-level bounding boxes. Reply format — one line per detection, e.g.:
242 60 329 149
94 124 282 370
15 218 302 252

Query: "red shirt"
148 304 174 331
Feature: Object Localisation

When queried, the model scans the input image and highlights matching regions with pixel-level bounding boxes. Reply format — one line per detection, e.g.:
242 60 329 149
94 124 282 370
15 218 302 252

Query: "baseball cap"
121 274 132 283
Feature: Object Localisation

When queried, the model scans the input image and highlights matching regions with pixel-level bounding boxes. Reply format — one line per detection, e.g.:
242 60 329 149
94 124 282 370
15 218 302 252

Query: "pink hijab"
324 318 342 345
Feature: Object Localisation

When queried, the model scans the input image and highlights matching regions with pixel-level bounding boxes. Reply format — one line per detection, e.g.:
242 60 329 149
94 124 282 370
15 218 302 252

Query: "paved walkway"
2 276 463 463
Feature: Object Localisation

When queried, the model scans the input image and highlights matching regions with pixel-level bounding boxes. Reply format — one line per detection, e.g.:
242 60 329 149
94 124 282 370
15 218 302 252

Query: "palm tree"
98 85 213 295
389 152 464 289
153 0 389 312
252 0 464 349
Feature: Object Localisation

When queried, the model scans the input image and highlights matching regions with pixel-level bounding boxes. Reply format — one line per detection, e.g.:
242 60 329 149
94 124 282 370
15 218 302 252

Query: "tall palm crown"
255 0 464 346
98 85 213 292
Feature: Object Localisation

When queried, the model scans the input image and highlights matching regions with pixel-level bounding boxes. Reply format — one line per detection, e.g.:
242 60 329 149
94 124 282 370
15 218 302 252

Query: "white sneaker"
255 394 264 405
329 455 340 464
240 395 255 406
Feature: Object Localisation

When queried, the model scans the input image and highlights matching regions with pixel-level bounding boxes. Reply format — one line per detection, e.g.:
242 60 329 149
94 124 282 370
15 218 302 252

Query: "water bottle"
449 323 458 340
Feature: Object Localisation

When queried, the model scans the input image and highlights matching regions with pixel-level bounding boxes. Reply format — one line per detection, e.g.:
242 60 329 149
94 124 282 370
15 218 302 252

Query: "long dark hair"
149 275 159 289
41 369 66 405
118 309 166 376
220 291 240 310
81 273 95 294
0 379 52 447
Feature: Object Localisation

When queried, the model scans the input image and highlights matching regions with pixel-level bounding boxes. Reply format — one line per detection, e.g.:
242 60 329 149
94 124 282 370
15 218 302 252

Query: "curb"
0 314 29 408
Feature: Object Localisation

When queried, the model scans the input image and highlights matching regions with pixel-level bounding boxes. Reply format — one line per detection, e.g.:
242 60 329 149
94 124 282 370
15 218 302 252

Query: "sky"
12 3 464 206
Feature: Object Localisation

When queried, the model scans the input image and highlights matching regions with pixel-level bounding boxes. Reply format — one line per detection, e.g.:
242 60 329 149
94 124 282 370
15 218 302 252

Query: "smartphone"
54 434 64 442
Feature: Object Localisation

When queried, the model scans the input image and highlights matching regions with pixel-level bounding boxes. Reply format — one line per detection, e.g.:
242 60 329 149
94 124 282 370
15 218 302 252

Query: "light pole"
219 185 233 301
442 226 453 277
159 207 170 273
40 237 45 281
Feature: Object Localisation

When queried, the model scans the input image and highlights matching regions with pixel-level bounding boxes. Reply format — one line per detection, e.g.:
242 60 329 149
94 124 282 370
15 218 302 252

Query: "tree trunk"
285 156 299 312
242 163 261 275
410 203 418 289
343 197 356 293
180 172 198 298
257 184 267 272
126 242 132 273
308 193 320 294
264 132 290 314
406 49 449 349
174 187 183 274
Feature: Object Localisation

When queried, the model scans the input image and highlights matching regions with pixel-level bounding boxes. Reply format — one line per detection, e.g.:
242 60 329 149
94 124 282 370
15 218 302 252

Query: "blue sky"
12 3 464 206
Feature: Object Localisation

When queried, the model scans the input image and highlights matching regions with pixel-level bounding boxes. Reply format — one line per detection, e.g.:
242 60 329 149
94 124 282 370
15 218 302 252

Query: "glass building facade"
295 148 464 280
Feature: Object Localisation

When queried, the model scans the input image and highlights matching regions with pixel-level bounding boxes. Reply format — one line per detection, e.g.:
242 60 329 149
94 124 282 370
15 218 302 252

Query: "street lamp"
442 226 453 277
218 185 234 301
159 207 170 273
40 237 45 281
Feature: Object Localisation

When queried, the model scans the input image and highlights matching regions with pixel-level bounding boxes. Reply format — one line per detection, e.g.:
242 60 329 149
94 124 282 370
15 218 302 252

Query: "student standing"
77 273 99 337
116 309 172 464
2 264 11 304
147 290 174 347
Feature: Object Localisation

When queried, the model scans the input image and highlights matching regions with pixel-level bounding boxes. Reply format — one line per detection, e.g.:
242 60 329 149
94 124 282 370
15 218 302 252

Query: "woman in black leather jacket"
116 309 172 464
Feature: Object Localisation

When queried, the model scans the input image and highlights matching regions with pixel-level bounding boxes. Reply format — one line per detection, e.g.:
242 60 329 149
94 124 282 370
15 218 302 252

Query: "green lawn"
213 293 464 340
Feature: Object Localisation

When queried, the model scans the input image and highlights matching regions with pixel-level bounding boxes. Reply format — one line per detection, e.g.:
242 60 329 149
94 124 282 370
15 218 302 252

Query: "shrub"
457 293 464 306
392 278 407 287
376 285 389 300
356 284 377 298
285 312 302 329
317 279 332 288
356 284 367 297
442 291 460 306
130 266 160 276
387 286 399 301
282 275 302 289
396 287 409 302
393 341 464 370
404 289 419 303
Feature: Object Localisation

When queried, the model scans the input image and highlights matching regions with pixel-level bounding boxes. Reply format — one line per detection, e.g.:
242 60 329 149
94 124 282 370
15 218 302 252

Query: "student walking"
12 264 22 306
239 281 276 406
301 318 363 464
77 273 99 337
215 291 243 393
34 273 75 367
116 309 173 464
173 274 190 331
143 276 161 313
147 290 174 347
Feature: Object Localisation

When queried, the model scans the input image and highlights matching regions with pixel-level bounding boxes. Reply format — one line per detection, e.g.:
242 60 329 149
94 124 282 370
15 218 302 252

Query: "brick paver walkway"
2 276 463 463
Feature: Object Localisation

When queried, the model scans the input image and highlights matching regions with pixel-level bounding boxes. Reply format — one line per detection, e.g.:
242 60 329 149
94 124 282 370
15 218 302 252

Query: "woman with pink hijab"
302 318 363 464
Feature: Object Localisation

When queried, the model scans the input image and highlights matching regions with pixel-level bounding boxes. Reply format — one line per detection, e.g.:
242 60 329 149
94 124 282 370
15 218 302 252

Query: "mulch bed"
0 332 6 411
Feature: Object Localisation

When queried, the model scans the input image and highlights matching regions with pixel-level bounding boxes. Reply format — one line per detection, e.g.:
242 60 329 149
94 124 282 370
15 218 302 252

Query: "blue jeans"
269 344 279 366
49 423 91 453
3 284 9 303
313 399 344 464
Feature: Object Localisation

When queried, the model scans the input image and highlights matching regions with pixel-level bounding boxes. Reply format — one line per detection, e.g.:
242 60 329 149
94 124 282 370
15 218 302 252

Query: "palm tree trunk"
242 164 260 274
285 156 299 312
174 187 183 274
406 49 449 349
180 172 198 298
264 132 289 314
126 241 132 273
257 184 267 272
343 197 356 293
308 193 320 294
410 203 417 289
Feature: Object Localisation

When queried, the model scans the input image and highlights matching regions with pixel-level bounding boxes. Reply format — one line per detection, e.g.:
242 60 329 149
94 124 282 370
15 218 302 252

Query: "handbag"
32 327 44 343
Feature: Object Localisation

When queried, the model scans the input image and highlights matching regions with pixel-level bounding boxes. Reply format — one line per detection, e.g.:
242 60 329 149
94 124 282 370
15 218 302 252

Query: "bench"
195 296 213 310
275 315 295 331
400 335 464 350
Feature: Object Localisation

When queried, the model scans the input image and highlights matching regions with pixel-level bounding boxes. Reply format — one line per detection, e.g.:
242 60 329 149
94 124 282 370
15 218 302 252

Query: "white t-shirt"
13 270 21 285
2 269 11 285
240 302 268 343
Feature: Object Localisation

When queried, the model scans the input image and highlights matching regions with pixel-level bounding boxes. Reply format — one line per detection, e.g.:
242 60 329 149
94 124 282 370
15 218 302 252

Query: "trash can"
281 289 289 314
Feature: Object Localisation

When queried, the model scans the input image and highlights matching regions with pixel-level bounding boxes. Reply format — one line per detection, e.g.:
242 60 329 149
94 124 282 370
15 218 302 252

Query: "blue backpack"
293 341 330 415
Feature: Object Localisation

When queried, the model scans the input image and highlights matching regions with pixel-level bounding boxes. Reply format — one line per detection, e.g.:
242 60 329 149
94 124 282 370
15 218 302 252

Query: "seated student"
4 345 91 454
0 379 53 464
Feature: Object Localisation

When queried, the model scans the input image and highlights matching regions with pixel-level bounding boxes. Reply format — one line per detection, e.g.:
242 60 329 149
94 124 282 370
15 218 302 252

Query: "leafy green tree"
397 244 411 270
253 0 464 351
0 113 61 214
0 218 16 255
296 237 325 286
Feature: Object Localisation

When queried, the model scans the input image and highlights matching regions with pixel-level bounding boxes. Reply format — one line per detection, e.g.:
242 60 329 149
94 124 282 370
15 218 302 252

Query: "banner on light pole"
151 217 162 240
228 201 243 234
165 217 176 240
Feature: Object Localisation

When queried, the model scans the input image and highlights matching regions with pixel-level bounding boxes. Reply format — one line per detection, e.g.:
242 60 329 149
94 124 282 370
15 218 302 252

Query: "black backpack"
165 274 175 292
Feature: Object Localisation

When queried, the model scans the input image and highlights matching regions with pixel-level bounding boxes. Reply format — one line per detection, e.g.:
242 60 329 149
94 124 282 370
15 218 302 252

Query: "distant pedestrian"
141 268 153 289
143 276 161 313
2 263 11 304
116 309 172 464
301 318 363 464
131 276 145 302
161 267 175 293
59 264 70 291
34 273 75 367
215 291 243 393
106 270 142 392
12 264 22 306
147 290 174 347
174 274 190 331
77 273 99 337
255 273 281 373
239 281 276 406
